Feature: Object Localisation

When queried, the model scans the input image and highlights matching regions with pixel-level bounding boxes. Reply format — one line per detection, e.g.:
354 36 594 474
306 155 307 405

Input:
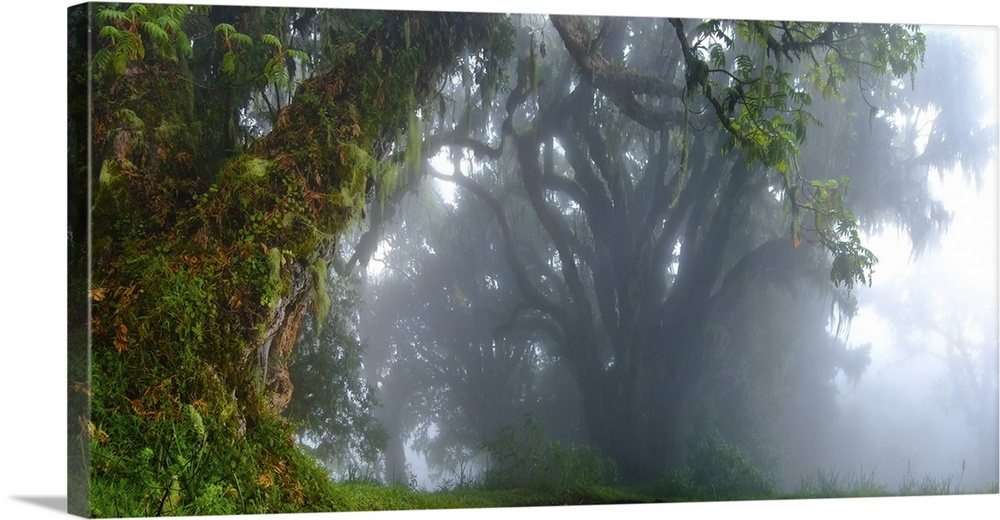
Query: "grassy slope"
316 478 1000 512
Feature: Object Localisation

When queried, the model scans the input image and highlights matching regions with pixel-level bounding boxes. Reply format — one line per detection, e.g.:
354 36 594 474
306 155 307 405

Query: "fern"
93 3 191 76
125 4 147 17
233 33 253 48
221 52 238 75
141 22 169 48
214 23 236 36
96 7 126 25
709 43 726 68
156 15 180 33
287 49 310 63
98 24 122 41
261 33 282 50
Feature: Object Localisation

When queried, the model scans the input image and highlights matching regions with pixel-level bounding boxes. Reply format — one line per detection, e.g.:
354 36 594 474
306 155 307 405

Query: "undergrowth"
652 431 778 500
73 6 995 516
474 415 619 492
794 462 999 499
795 467 889 498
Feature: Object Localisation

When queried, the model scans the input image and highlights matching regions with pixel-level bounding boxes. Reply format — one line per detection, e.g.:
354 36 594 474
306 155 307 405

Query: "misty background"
283 19 999 493
778 26 999 489
779 139 999 490
2 2 999 520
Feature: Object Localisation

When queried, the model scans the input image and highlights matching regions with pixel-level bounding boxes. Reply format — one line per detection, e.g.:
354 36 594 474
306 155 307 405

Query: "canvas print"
67 2 999 517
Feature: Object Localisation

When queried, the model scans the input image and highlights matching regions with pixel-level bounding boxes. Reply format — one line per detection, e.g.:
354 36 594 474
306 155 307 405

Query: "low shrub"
662 431 777 500
477 416 618 491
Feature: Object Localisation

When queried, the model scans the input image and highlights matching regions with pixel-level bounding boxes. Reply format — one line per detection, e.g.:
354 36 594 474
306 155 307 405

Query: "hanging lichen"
78 5 515 515
308 257 332 329
404 92 423 187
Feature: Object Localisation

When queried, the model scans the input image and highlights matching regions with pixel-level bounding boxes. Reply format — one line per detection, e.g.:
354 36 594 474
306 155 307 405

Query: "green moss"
84 8 519 517
309 258 332 327
97 160 115 186
403 95 423 186
262 246 287 309
218 155 275 191
333 142 377 221
282 214 320 260
242 157 271 179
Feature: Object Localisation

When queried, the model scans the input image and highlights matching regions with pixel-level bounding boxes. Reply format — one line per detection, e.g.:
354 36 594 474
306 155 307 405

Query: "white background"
1 1 996 519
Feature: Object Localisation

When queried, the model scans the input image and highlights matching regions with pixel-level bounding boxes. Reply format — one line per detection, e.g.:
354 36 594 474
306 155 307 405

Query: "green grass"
786 467 999 501
322 482 660 510
86 402 996 517
91 464 997 516
314 473 999 513
347 429 999 511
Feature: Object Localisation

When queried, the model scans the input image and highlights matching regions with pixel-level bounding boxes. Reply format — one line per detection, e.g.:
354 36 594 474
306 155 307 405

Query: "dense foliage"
70 3 513 515
69 4 995 516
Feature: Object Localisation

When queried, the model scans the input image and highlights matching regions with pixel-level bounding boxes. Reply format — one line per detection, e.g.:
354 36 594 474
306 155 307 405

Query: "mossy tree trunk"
74 6 511 515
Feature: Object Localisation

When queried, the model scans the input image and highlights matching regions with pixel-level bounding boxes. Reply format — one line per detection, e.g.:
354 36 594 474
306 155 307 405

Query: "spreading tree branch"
550 15 687 130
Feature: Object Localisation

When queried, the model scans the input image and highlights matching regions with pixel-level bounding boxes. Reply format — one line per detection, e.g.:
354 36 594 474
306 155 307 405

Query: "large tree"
69 6 994 513
70 4 512 514
376 15 993 481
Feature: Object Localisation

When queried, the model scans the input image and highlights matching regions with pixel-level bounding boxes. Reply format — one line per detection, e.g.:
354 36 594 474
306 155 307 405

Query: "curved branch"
704 236 821 315
424 131 504 161
550 14 687 131
493 305 567 348
668 18 749 148
516 131 594 323
428 165 568 324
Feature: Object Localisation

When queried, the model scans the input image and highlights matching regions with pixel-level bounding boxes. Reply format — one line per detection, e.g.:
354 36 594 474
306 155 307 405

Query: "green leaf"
166 4 187 21
709 43 726 68
221 52 237 75
112 53 128 75
214 23 236 36
287 49 310 63
261 33 282 50
98 25 122 41
233 33 253 48
93 48 113 73
96 8 126 24
157 16 180 33
177 33 192 58
735 54 754 77
125 4 147 17
141 21 170 47
265 58 290 86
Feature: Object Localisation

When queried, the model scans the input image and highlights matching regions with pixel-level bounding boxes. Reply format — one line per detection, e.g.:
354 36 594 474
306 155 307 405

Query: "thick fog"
771 26 998 491
303 17 999 494
777 153 999 490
